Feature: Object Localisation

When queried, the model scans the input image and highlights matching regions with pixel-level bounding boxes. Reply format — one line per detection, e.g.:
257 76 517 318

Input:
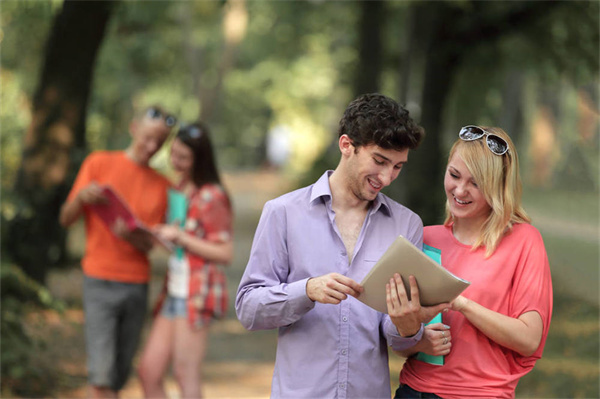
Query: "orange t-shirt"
399 223 553 399
67 151 171 283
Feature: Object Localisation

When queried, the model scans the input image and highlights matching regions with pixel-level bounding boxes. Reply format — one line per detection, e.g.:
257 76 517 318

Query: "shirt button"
341 349 347 355
339 383 345 389
342 316 348 322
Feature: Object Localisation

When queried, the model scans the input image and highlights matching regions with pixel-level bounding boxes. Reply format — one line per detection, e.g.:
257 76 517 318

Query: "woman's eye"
450 172 458 178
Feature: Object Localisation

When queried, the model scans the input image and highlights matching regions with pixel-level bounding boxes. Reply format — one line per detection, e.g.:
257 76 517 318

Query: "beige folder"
358 235 470 313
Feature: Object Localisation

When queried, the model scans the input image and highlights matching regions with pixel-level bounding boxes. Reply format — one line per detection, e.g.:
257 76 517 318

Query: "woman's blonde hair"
443 126 530 257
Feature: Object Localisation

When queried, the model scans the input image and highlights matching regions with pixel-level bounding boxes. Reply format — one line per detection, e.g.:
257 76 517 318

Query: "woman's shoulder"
502 223 545 250
423 224 451 244
508 222 542 239
193 183 229 204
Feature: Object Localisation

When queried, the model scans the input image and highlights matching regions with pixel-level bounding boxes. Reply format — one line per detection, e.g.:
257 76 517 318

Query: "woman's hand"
450 295 469 312
417 323 452 356
153 224 183 243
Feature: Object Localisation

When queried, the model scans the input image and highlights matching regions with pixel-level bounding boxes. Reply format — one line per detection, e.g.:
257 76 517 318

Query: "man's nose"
379 167 396 187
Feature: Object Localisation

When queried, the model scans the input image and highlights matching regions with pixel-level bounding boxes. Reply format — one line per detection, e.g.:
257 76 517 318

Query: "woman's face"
170 138 194 177
444 152 492 223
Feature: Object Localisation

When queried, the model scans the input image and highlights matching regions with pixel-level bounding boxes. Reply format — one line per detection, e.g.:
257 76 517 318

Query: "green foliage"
0 262 65 396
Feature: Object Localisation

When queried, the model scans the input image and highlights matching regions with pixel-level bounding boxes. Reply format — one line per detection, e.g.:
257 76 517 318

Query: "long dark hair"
176 122 223 189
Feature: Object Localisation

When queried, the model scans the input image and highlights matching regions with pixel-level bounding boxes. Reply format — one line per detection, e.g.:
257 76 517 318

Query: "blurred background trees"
1 0 598 396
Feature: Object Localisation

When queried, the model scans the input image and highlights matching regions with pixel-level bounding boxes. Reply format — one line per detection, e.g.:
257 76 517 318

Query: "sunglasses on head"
458 125 509 156
146 107 177 127
177 124 203 140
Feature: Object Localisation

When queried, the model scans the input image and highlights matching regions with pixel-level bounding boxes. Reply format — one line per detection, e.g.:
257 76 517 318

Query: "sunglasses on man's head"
458 125 509 156
146 107 177 127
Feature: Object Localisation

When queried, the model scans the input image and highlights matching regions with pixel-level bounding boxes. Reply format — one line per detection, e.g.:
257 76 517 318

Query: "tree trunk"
353 0 384 96
7 0 116 283
200 0 248 123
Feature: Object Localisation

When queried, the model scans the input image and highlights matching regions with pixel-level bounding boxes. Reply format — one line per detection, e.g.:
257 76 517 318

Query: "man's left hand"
386 273 450 337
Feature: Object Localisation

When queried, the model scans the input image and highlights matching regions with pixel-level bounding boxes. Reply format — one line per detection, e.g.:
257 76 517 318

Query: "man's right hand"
306 273 363 304
77 182 108 205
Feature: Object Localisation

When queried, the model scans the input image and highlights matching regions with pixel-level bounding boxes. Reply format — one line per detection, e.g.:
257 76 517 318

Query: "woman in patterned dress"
138 122 233 398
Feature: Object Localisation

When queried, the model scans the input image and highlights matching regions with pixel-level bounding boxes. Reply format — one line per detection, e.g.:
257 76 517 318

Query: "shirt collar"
309 170 392 217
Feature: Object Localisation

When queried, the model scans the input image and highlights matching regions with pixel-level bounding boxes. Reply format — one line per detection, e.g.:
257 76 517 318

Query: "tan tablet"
358 235 470 313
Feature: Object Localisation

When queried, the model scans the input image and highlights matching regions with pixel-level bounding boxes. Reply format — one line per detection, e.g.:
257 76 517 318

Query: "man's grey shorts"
83 275 148 391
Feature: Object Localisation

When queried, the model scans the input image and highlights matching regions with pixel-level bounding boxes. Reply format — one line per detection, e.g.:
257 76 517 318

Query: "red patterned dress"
154 183 232 329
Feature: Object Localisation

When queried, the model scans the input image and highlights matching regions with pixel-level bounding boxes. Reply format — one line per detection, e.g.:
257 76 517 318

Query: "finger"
389 277 402 308
323 282 349 302
408 275 420 305
393 274 410 299
386 283 394 309
333 274 363 296
424 323 446 331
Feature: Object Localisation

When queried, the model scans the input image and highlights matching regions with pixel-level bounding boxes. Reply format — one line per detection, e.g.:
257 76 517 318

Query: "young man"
236 93 448 398
59 105 176 398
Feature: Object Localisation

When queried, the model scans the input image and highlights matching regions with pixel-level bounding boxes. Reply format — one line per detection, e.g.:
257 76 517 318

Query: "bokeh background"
1 1 598 398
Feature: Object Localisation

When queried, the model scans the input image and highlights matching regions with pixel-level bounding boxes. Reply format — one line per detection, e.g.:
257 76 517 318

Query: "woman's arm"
156 224 233 264
178 230 233 264
452 295 543 357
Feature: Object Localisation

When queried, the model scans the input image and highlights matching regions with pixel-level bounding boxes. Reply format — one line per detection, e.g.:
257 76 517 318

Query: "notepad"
358 235 470 313
88 185 173 251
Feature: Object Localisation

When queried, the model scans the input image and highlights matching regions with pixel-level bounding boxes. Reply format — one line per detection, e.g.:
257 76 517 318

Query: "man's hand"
113 219 153 253
386 273 450 337
306 273 363 304
77 182 108 205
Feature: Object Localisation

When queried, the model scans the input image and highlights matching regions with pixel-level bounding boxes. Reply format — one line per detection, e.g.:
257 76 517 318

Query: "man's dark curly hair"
338 93 424 151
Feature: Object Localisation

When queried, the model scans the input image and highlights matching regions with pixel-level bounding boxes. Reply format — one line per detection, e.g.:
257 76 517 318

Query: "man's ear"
339 134 354 157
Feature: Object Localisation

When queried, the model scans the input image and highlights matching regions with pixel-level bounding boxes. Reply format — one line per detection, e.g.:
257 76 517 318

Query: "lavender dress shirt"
236 171 424 399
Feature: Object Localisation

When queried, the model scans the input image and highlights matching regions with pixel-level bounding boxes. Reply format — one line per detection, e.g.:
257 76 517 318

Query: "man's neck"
125 147 149 167
328 169 370 214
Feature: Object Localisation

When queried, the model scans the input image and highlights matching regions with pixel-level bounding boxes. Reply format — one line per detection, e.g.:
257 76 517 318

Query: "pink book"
88 185 173 251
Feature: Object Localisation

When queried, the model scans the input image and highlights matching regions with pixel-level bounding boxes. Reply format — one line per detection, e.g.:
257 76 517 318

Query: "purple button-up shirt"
236 171 424 399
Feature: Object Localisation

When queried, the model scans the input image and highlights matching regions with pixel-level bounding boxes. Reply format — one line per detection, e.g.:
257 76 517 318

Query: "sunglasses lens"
147 108 161 119
189 127 201 138
165 115 177 127
459 126 485 141
486 135 508 155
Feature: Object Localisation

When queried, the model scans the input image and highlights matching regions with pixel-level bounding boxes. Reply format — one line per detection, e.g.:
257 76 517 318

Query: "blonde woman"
390 126 553 398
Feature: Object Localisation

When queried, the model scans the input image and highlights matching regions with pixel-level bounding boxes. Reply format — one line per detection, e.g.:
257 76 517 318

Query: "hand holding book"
88 185 173 252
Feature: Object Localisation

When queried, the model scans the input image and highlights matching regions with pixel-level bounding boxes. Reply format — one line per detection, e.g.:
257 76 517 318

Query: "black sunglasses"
146 107 177 127
458 125 509 156
177 124 203 140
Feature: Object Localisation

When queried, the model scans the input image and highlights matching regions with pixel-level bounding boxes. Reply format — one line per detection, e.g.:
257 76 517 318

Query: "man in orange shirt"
59 105 176 398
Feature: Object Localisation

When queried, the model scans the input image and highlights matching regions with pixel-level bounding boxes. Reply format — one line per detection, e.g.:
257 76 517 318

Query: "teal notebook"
167 189 188 260
415 244 444 366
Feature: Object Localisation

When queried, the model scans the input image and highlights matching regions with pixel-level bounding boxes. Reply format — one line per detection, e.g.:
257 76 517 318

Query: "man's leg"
83 276 119 398
114 281 148 391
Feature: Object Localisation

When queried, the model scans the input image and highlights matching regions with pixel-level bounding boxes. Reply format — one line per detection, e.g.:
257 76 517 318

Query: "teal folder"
415 244 444 366
167 189 188 259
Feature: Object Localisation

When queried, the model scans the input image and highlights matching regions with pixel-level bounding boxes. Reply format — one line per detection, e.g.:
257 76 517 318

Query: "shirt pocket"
350 249 386 282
